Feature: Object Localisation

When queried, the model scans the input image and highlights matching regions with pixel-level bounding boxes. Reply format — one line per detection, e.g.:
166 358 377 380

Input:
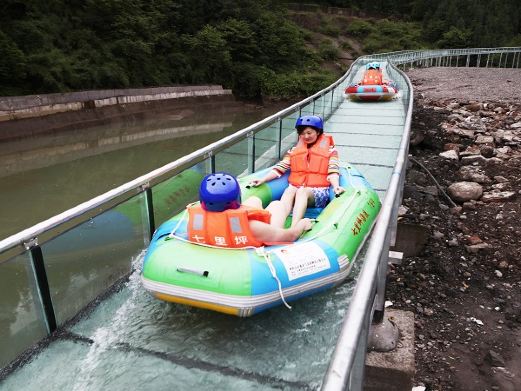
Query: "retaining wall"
0 86 235 141
0 85 232 122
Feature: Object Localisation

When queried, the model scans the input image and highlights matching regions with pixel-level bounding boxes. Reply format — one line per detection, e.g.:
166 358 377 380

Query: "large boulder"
447 181 483 202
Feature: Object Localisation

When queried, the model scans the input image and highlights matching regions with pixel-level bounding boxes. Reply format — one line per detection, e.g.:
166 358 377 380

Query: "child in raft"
249 115 344 227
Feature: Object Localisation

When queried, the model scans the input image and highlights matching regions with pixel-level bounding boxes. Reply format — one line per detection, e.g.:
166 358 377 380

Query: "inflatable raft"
141 165 381 316
345 62 398 102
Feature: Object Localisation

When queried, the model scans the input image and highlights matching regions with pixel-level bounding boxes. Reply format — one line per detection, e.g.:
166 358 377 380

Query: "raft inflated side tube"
141 166 381 316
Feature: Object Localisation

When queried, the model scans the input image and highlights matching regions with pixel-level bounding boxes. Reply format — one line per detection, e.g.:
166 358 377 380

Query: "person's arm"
327 146 344 195
249 219 312 243
249 170 280 187
250 152 291 187
328 173 345 195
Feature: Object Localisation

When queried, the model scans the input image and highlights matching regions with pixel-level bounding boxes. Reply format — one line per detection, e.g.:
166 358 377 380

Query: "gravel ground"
385 66 521 391
407 67 521 102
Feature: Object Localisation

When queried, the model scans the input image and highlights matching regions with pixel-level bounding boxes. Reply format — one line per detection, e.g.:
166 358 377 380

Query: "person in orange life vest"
249 115 344 228
361 62 383 85
187 172 312 248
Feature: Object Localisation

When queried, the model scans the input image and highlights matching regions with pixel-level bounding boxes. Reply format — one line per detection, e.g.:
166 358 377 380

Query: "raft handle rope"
163 172 364 310
256 247 292 310
167 202 197 239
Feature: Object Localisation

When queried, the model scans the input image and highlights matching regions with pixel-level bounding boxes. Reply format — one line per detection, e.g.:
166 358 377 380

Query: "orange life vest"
187 205 271 248
361 69 383 85
288 133 334 187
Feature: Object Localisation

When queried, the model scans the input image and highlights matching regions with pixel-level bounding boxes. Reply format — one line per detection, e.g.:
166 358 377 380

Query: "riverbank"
388 67 521 390
0 86 233 141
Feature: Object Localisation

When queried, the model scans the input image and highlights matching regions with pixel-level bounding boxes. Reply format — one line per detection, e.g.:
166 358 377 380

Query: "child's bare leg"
280 185 297 215
243 196 263 209
265 200 288 228
291 187 314 228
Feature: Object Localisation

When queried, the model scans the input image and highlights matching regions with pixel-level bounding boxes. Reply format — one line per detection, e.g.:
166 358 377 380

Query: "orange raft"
345 62 398 102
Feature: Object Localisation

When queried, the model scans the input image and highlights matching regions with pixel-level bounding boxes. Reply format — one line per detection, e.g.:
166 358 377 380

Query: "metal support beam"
144 187 155 240
247 131 255 174
276 119 282 160
27 243 57 334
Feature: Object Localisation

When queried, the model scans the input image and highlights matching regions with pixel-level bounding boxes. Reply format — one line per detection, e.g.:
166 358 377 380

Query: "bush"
260 69 337 100
320 23 340 38
346 19 374 37
361 19 424 53
318 39 340 60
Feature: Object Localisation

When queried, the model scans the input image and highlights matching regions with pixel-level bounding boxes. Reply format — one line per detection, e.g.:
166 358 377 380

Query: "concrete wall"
0 85 232 122
0 90 236 142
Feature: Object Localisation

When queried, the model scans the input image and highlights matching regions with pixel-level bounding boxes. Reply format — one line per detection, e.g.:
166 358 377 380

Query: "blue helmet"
199 172 241 212
366 62 381 70
295 115 323 131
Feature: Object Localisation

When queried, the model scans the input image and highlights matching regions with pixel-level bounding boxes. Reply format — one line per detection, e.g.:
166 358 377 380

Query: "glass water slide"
0 61 409 391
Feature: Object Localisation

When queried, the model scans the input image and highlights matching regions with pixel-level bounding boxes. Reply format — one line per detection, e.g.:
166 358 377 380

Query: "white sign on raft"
275 242 331 281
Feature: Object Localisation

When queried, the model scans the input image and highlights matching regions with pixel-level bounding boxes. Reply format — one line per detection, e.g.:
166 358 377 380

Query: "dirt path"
386 67 521 391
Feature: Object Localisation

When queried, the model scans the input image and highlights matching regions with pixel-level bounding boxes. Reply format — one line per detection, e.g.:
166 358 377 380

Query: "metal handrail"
321 61 414 390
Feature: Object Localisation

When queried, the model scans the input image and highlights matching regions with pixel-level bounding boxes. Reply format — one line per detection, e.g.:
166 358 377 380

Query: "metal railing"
321 46 520 390
1 46 519 382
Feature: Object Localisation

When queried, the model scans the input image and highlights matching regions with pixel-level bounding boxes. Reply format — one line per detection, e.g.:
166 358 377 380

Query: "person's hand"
334 186 345 196
249 178 265 187
296 218 313 232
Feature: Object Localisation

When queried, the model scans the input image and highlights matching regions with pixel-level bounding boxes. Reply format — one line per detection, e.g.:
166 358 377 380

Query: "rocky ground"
386 67 521 391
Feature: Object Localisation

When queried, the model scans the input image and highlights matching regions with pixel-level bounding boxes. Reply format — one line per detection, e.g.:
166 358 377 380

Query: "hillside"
1 1 519 100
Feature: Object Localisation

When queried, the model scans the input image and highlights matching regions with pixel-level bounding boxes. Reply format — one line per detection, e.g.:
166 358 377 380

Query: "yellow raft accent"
155 293 240 315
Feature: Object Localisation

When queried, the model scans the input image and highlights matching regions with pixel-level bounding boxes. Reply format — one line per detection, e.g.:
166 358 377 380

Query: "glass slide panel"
313 96 325 118
280 111 299 154
323 92 333 119
41 193 147 326
254 124 280 171
214 138 249 177
0 253 48 369
300 102 314 117
152 162 206 226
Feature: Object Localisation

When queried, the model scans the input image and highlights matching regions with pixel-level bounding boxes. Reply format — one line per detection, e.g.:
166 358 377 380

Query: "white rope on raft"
161 171 366 310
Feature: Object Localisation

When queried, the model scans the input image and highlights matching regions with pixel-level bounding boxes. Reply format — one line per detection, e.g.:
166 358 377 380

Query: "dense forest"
311 0 521 48
0 0 520 98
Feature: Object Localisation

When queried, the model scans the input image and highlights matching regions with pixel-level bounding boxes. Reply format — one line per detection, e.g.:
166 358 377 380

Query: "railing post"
330 89 334 116
477 54 481 67
247 131 255 174
348 308 371 390
144 186 156 240
486 54 490 68
26 240 57 334
466 54 470 67
372 233 390 324
276 118 282 160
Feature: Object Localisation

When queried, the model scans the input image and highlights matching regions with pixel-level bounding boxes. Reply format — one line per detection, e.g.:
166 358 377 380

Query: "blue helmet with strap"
366 62 381 70
295 115 323 131
199 172 241 212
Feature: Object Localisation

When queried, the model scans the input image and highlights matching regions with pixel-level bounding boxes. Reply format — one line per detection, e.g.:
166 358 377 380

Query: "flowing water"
0 100 288 240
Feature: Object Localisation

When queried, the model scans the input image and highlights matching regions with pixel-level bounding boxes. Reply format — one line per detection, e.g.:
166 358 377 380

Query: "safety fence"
0 47 519 388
